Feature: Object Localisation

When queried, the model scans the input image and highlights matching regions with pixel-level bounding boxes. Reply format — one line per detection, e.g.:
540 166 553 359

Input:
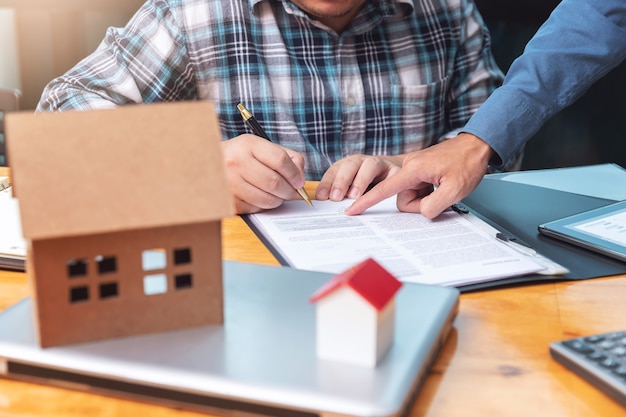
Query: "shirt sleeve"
36 0 196 111
462 0 626 169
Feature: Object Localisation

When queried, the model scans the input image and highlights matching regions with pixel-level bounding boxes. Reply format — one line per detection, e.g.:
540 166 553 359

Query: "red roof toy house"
6 101 234 347
309 258 402 367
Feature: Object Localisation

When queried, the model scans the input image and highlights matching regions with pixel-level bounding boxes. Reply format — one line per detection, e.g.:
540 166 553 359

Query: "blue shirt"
37 0 503 179
463 0 626 168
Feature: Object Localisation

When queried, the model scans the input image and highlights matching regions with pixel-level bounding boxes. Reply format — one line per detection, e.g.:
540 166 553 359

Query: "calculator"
550 331 626 408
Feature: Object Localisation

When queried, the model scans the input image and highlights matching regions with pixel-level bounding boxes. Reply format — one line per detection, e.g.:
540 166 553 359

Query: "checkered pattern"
37 0 503 179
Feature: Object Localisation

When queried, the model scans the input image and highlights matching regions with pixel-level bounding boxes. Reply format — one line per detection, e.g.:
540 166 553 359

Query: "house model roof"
7 102 234 240
309 258 402 311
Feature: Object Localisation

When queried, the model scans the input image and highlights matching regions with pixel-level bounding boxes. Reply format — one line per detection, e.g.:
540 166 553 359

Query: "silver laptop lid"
0 261 459 417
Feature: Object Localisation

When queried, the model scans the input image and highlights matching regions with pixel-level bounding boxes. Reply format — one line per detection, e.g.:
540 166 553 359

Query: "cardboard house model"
309 258 402 368
6 101 234 347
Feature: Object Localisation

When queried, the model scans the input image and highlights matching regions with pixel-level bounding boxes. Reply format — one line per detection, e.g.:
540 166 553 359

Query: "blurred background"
0 0 144 109
0 0 624 170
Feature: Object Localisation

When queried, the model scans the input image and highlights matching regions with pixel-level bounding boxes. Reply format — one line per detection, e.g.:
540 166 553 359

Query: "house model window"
69 286 89 303
67 259 88 277
173 247 193 290
175 273 192 289
142 247 193 296
99 282 118 299
144 274 167 295
174 248 191 265
142 249 166 271
67 255 120 304
96 255 117 274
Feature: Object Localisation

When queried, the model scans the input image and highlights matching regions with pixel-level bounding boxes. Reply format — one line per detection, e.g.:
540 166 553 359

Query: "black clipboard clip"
451 202 568 275
451 203 470 214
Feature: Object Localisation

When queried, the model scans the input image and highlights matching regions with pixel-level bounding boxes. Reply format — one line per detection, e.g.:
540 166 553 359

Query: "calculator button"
611 346 626 356
599 357 621 369
585 335 605 344
599 340 616 350
607 332 626 341
587 351 606 362
563 340 594 354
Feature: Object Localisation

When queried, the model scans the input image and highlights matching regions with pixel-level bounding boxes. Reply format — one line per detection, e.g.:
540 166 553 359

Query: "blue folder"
461 177 626 291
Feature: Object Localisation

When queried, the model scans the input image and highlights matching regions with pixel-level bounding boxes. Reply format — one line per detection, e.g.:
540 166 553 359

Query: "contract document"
244 198 566 287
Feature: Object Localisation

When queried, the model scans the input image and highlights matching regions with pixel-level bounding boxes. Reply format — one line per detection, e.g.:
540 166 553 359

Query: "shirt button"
346 97 356 106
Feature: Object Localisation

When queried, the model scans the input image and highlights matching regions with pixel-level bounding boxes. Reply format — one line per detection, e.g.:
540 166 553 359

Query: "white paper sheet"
246 198 549 287
0 181 27 269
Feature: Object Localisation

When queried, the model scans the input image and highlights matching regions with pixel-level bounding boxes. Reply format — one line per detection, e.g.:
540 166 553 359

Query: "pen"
236 102 313 206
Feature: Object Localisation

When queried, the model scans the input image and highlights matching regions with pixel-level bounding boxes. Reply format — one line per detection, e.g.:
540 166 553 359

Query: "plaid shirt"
37 0 503 179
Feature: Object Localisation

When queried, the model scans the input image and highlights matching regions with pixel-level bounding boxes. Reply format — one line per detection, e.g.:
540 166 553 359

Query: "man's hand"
344 133 493 219
316 154 404 201
221 134 306 214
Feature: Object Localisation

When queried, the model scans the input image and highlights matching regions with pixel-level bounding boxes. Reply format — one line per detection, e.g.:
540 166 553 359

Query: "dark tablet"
538 200 626 263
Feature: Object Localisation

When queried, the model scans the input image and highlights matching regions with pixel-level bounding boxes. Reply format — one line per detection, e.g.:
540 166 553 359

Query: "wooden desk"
1 172 626 416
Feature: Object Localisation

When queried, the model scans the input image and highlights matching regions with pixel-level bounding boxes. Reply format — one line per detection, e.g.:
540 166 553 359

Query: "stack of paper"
0 177 26 270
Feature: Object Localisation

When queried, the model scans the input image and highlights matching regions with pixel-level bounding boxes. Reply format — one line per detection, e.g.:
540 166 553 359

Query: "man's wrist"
457 132 494 162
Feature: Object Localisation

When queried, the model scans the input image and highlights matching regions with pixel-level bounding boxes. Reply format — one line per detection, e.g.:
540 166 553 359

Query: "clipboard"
538 200 626 263
462 177 626 291
242 196 568 290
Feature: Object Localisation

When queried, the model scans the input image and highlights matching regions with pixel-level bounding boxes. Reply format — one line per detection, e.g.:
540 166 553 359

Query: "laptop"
0 261 459 417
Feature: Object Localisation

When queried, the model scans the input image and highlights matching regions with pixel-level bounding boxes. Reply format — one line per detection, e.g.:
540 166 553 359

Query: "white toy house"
309 258 402 367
